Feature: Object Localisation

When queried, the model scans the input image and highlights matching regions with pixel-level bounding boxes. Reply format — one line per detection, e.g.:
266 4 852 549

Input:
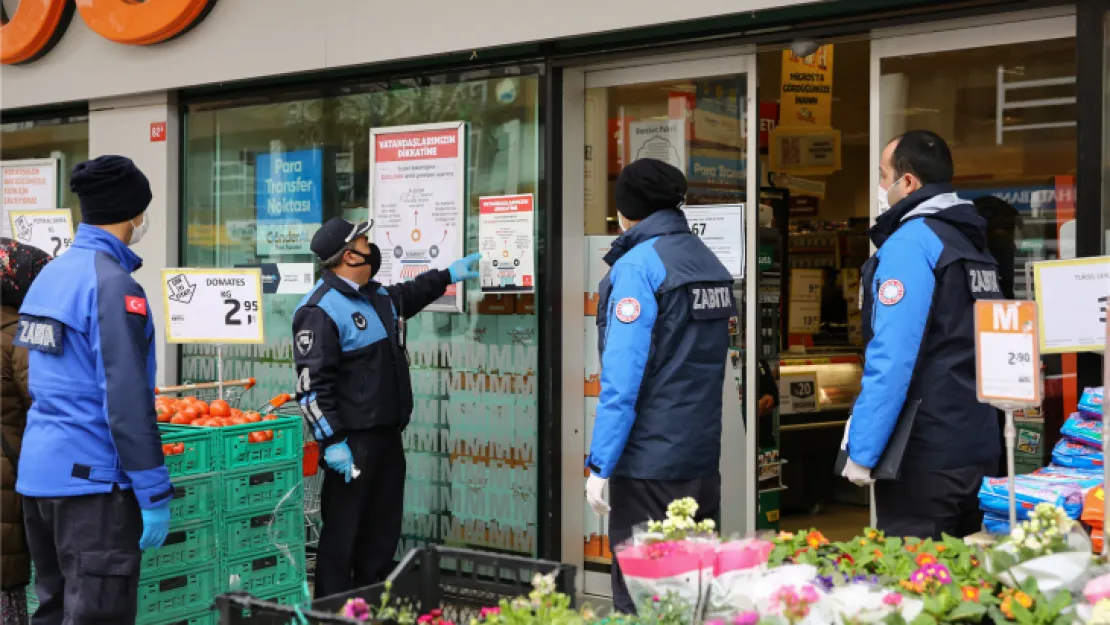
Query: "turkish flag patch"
125 295 148 316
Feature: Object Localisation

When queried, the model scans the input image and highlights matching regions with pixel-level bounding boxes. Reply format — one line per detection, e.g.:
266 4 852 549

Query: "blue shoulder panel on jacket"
93 252 172 509
848 219 944 468
586 239 667 478
316 289 387 352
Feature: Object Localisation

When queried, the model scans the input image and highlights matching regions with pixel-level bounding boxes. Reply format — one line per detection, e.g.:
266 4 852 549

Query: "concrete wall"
88 93 180 386
1 0 820 110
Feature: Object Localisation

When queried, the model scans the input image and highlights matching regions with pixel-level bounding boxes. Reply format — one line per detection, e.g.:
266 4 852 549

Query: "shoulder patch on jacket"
295 330 314 356
615 298 641 323
125 295 148 316
13 315 64 354
878 279 905 306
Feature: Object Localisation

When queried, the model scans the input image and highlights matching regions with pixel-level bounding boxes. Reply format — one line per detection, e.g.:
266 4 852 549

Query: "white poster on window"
683 203 745 279
2 159 58 239
8 209 73 256
478 194 535 294
161 268 265 344
370 122 467 313
627 120 686 173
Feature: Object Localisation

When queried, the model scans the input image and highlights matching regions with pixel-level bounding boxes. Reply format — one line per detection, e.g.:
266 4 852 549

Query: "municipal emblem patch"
295 330 314 356
615 298 641 323
878 279 905 306
352 312 368 330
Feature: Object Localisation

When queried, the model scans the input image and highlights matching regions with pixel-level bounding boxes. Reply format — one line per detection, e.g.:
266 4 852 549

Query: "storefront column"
89 92 180 386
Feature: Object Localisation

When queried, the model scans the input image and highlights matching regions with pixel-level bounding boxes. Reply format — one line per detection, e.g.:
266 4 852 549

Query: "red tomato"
226 416 246 426
157 411 172 423
193 400 210 415
261 413 277 422
170 414 191 425
180 406 200 421
172 442 185 455
245 412 263 423
264 430 274 441
248 431 266 444
209 400 231 418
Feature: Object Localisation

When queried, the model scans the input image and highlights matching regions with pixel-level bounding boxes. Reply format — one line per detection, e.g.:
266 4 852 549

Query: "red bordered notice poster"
369 122 467 313
478 194 535 295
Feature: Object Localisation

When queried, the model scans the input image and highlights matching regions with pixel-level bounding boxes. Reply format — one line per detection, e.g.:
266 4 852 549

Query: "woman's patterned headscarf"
0 238 52 310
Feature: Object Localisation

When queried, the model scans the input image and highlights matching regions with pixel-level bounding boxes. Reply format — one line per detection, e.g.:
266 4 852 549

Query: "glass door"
870 10 1077 481
561 50 760 597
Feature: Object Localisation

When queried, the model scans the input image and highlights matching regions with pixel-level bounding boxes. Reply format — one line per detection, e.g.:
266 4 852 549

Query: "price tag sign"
975 300 1040 407
8 209 73 256
161 268 264 344
779 373 818 414
788 268 823 334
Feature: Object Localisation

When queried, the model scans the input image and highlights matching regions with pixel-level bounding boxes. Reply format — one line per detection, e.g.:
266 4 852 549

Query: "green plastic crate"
219 416 302 470
140 607 217 625
170 473 220 528
221 545 306 596
141 521 219 575
221 504 303 559
160 427 219 478
220 461 302 515
137 564 218 624
26 563 38 613
261 585 312 608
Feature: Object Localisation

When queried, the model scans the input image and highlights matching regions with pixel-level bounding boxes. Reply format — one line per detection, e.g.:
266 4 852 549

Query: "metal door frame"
560 47 759 597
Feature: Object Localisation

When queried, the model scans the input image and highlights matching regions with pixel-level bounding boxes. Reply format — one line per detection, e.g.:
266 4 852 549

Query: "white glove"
842 458 874 486
586 473 610 516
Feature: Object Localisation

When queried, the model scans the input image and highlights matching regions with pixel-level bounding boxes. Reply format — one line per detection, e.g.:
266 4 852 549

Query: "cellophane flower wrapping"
615 533 717 621
727 565 834 624
819 584 925 624
705 538 774 619
990 503 1095 598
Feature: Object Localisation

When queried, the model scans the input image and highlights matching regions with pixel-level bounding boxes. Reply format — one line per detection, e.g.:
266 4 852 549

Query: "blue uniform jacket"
293 269 450 446
586 209 735 480
15 224 172 509
847 184 1002 472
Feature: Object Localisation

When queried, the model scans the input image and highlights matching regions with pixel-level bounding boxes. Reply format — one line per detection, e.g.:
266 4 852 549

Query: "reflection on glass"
581 75 748 564
0 116 90 226
183 71 542 556
881 38 1077 297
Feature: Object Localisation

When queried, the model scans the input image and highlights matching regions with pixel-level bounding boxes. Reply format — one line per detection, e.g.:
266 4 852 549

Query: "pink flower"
341 598 371 621
418 616 432 624
882 593 903 607
1087 574 1110 604
733 611 760 625
478 607 501 619
800 584 819 604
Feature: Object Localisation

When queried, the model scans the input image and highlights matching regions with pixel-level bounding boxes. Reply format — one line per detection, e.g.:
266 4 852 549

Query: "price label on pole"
8 209 73 257
974 300 1040 406
161 268 264 344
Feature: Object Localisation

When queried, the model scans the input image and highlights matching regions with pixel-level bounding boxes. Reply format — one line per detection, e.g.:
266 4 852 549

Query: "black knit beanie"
614 158 688 222
70 155 152 225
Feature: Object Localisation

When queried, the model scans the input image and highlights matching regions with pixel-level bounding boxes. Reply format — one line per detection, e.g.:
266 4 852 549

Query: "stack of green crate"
138 415 306 623
212 416 307 607
139 427 222 625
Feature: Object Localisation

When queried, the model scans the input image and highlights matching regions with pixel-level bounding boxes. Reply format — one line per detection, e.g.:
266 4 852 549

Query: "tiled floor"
781 504 871 542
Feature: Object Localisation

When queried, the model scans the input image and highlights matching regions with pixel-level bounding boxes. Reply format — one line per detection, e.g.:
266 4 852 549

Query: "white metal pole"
869 484 877 529
1005 409 1017 529
217 345 225 401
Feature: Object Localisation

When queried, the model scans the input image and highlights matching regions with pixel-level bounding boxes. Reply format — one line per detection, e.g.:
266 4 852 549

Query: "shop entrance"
765 9 1077 541
560 50 760 597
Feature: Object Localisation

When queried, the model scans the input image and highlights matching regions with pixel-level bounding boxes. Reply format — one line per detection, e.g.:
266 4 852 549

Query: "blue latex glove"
324 439 354 483
139 505 171 550
448 253 482 283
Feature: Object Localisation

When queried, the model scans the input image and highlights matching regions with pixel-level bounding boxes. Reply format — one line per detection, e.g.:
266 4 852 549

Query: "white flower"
1011 527 1026 543
1029 520 1041 533
1025 536 1042 552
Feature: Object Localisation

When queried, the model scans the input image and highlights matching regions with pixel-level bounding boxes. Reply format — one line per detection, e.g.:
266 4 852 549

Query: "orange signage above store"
1 0 214 65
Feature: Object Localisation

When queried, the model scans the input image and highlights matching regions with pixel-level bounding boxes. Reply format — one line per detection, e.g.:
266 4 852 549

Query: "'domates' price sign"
161 268 264 344
974 300 1041 406
8 209 73 256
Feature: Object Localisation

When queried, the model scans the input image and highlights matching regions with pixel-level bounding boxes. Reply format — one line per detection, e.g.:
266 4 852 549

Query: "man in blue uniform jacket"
293 217 480 597
16 155 172 624
842 130 1002 539
584 159 735 613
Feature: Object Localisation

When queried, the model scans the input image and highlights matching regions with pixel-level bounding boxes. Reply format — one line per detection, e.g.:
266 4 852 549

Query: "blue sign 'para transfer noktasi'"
255 148 323 255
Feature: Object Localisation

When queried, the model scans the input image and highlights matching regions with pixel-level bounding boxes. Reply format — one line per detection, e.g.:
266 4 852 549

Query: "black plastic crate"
216 545 576 624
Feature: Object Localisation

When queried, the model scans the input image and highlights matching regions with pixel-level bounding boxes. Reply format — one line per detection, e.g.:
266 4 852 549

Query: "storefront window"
0 115 89 238
182 68 543 556
881 38 1078 294
1103 11 1110 251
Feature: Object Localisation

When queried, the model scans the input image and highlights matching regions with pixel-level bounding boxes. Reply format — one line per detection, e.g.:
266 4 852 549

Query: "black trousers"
874 459 997 540
314 429 406 599
608 474 721 615
23 487 143 625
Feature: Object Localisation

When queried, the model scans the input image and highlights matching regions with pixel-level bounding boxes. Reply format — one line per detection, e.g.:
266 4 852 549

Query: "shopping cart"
154 377 256 408
261 393 323 579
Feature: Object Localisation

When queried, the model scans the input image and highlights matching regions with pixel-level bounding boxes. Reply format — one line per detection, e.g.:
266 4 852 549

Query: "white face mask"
876 183 892 215
129 212 149 246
